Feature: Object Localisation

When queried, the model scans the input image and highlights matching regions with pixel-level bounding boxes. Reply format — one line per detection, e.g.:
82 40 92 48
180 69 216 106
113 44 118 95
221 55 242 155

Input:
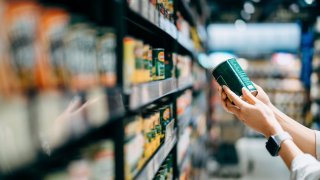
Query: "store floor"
209 137 290 180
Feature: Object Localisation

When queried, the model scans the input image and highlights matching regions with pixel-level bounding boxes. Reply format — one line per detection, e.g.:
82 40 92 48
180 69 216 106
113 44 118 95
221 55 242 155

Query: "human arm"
219 84 317 158
221 86 303 168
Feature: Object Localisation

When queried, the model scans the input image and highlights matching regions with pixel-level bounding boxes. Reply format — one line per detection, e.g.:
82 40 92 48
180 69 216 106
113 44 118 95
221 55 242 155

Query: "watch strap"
273 131 293 146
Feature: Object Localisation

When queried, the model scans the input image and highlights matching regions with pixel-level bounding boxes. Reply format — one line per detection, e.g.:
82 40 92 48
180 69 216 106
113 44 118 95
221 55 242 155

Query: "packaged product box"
4 1 41 91
0 96 36 171
35 91 70 151
123 37 136 92
211 58 257 97
0 0 9 95
128 0 140 12
85 87 109 127
143 44 151 82
37 7 70 90
153 48 165 80
164 52 174 79
141 0 149 19
84 140 115 180
149 1 156 24
68 159 91 180
96 28 117 88
134 40 144 84
65 21 98 91
147 46 153 81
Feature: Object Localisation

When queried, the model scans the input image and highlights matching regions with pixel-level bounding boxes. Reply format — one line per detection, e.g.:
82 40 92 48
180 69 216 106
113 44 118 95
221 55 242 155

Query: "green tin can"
152 48 165 80
212 58 257 97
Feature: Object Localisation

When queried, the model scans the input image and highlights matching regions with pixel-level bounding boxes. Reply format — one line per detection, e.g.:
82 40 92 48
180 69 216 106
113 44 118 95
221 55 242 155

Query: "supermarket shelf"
1 88 126 179
135 130 177 180
129 78 177 110
2 114 126 179
178 76 194 91
125 5 177 45
125 5 196 57
177 32 195 55
178 106 192 133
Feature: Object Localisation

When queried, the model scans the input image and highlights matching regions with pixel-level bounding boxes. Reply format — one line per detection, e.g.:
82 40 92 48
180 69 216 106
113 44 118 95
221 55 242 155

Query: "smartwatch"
265 132 292 156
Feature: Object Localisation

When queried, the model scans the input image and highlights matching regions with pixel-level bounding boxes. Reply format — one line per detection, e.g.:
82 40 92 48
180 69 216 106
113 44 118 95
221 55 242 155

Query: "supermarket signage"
207 23 301 55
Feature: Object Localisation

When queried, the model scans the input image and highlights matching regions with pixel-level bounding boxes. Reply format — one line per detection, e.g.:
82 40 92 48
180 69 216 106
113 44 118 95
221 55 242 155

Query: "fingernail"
242 87 248 93
222 85 227 89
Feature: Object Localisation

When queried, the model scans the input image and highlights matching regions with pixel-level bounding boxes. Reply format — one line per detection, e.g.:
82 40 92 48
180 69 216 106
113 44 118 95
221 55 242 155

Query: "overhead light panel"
305 0 315 5
241 10 251 21
289 4 300 13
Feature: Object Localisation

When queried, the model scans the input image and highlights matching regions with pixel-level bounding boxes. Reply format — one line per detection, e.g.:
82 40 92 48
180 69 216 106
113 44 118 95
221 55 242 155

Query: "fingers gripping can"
212 58 258 97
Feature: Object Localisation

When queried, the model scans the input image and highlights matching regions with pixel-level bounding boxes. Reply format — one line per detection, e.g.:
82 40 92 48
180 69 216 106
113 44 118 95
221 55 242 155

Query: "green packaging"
152 48 165 80
164 52 173 79
212 58 257 97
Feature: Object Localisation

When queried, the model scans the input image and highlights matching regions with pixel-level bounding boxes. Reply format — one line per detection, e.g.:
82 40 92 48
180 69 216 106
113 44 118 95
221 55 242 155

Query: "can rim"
211 58 234 72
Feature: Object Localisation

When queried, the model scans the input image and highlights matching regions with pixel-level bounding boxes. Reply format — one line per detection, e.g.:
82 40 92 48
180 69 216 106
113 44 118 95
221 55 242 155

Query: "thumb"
242 87 258 105
253 82 262 91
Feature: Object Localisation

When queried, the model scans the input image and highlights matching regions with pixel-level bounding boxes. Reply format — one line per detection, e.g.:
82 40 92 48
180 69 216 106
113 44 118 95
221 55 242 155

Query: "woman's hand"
220 86 283 137
218 83 272 108
253 83 272 107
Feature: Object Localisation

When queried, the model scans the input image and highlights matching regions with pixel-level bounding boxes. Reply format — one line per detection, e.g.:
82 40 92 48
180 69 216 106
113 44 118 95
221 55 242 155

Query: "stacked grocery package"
0 0 209 179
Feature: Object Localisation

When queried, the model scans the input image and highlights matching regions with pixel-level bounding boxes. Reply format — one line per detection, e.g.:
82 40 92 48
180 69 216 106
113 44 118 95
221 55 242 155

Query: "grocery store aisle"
210 137 290 180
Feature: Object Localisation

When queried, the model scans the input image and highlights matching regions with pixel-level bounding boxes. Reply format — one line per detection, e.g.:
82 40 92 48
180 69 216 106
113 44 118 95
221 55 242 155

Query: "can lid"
210 58 235 72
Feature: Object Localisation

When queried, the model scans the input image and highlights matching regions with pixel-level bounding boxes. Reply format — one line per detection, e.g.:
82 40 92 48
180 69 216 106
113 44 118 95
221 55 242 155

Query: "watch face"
266 137 280 156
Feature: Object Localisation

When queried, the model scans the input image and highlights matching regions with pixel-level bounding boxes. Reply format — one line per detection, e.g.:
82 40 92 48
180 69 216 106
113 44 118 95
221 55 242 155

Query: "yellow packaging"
143 45 150 82
123 37 136 91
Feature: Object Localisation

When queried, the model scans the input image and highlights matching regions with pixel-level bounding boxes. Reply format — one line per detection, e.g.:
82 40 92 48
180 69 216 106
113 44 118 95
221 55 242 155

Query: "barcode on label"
247 85 254 89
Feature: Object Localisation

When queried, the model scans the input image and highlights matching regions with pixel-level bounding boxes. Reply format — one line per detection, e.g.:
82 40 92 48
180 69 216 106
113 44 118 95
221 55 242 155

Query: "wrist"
265 124 284 138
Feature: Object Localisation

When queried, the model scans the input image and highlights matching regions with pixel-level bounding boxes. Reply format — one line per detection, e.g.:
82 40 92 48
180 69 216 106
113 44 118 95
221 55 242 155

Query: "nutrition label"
228 59 256 91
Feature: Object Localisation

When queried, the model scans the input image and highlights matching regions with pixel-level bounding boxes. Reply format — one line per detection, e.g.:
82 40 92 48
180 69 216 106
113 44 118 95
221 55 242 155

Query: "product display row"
0 0 210 179
0 2 118 94
307 20 320 128
124 104 175 179
45 140 115 180
248 59 306 124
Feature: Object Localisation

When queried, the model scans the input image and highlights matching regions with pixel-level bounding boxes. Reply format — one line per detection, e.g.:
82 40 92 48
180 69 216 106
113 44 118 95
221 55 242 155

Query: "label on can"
164 52 173 79
152 48 165 80
147 48 153 80
212 58 257 97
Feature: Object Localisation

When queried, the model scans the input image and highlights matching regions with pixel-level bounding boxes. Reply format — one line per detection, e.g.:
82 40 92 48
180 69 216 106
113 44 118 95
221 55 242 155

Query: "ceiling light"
305 0 315 5
244 2 255 14
241 10 251 21
289 4 300 13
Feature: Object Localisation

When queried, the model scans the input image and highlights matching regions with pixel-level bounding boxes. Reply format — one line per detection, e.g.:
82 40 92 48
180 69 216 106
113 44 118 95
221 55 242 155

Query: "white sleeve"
291 154 320 180
315 130 320 160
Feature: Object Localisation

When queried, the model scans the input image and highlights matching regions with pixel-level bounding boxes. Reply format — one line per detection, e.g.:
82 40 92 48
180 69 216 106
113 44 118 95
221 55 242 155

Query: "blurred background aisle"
209 138 290 180
0 0 320 179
